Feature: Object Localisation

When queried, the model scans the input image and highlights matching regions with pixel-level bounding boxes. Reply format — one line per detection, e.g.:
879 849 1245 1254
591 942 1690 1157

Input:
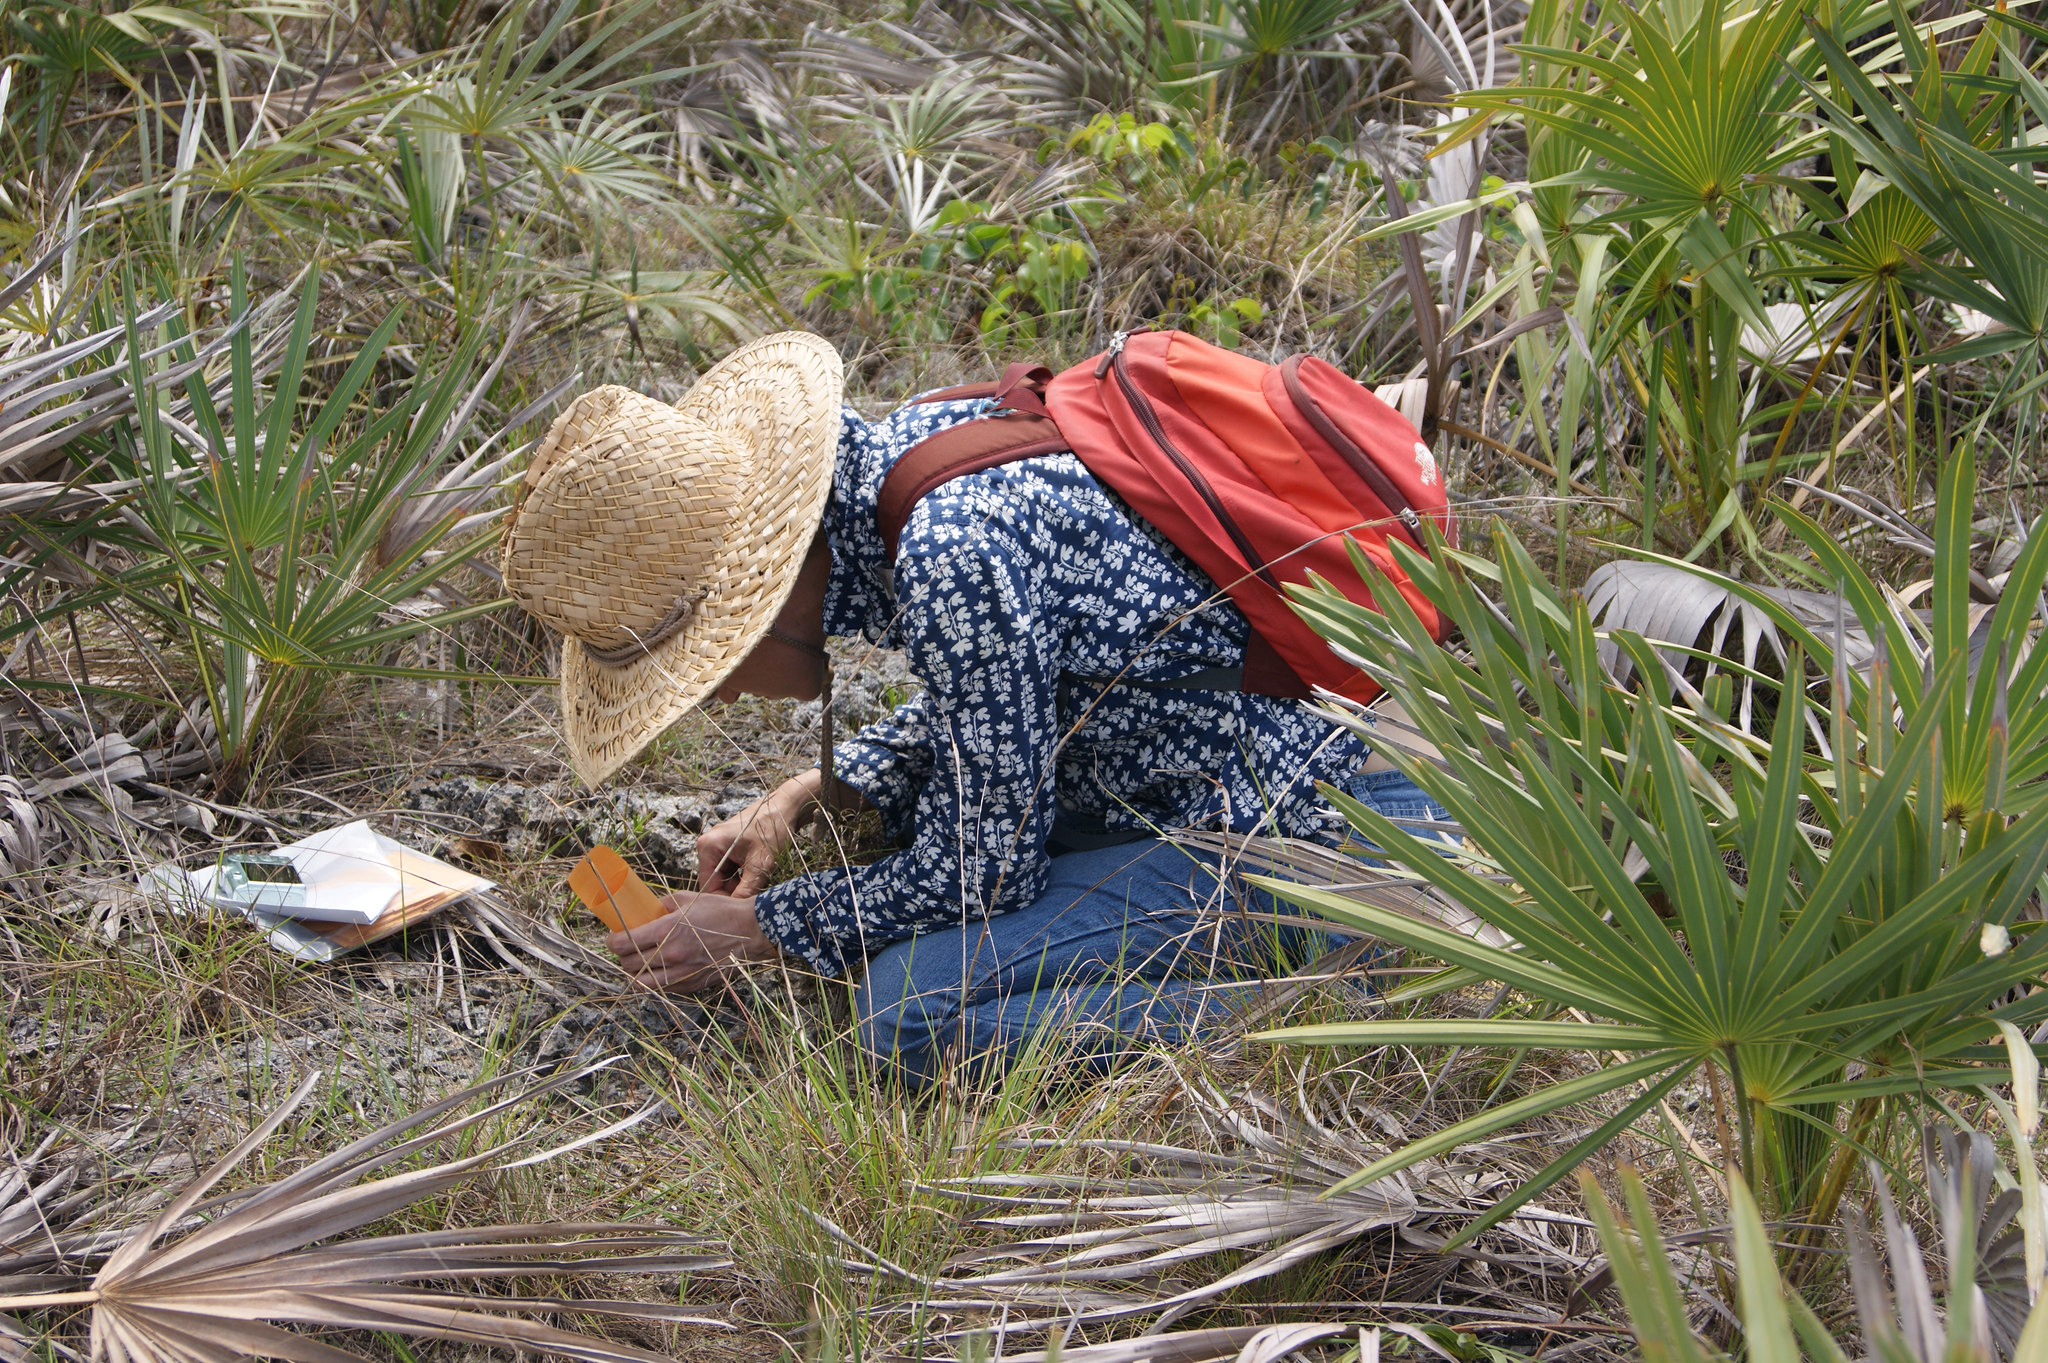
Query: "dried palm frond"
1171 831 1507 951
461 889 625 996
1790 478 2007 602
0 1132 95 1295
874 1079 1557 1338
1581 559 1875 731
0 1061 730 1363
0 245 293 485
792 27 951 93
1849 1126 2034 1360
0 775 59 882
986 2 1152 119
375 302 578 571
0 1129 223 1295
987 1321 1352 1363
985 1320 1471 1363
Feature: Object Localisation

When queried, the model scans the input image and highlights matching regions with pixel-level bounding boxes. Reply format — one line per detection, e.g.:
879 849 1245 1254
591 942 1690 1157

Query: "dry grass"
0 657 1666 1359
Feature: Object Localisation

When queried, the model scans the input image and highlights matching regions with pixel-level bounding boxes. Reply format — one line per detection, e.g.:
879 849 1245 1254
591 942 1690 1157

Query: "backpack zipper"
1093 329 1130 378
1278 355 1426 548
1106 343 1282 593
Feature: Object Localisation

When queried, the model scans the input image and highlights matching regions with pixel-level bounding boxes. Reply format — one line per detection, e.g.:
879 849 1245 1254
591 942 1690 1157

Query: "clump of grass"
631 978 1125 1340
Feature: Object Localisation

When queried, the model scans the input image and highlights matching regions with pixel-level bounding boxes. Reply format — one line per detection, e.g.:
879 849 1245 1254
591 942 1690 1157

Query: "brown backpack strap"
910 380 1002 405
989 362 1054 418
1241 631 1312 699
909 361 1054 413
877 412 1070 559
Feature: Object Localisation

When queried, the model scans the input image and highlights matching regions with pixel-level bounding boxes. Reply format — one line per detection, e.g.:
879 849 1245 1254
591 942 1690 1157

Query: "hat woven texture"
502 332 843 786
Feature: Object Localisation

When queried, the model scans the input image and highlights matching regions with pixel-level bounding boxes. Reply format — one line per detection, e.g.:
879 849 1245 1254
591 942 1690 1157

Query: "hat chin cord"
579 589 707 666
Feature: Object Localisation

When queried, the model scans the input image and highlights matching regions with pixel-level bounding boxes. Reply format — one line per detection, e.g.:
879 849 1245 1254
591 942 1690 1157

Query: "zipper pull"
1093 330 1129 379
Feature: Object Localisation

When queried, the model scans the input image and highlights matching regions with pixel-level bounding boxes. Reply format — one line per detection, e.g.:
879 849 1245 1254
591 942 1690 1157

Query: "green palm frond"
524 107 674 220
1260 445 2048 1243
1468 0 1813 224
1806 18 2048 358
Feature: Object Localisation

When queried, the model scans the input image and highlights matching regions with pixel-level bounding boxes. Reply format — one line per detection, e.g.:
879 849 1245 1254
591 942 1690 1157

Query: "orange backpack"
877 329 1453 703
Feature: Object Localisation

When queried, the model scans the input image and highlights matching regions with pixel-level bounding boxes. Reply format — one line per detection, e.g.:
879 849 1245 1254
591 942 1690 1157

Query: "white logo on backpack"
1413 441 1438 486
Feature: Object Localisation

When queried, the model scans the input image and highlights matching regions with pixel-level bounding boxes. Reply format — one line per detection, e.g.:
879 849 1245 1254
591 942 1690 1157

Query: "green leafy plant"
5 0 216 160
410 0 701 244
1197 0 1369 81
1801 8 2048 491
1258 440 2048 1244
97 264 549 791
1456 0 1818 561
1186 293 1263 348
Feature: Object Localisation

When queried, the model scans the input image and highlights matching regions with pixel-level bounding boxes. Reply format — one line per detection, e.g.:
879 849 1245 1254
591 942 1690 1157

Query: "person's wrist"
742 903 775 958
775 769 825 825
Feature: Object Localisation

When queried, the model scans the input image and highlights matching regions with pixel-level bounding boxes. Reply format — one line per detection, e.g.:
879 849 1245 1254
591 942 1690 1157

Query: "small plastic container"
215 852 307 911
568 846 667 933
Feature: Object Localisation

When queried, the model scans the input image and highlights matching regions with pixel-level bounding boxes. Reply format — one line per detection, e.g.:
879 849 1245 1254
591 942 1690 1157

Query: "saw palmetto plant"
1262 438 2048 1244
1805 10 2048 371
83 262 563 790
0 1060 729 1363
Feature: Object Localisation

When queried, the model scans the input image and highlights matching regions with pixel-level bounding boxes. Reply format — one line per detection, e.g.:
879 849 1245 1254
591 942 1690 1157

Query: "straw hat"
502 332 844 786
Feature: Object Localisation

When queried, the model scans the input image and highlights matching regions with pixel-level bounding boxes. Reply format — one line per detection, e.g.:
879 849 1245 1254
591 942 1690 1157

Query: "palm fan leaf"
888 1079 1558 1337
0 1060 731 1363
1581 558 1875 731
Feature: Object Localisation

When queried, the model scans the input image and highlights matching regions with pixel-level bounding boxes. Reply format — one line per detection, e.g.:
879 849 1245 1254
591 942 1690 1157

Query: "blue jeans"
854 769 1449 1086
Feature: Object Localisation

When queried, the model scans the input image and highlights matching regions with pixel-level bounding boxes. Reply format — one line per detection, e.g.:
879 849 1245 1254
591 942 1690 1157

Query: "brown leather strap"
990 362 1053 418
911 380 1002 405
877 413 1070 559
1242 630 1311 698
909 362 1053 413
1279 354 1424 551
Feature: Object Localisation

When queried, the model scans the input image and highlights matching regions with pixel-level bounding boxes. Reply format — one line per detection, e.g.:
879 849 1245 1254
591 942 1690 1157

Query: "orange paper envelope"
568 846 667 933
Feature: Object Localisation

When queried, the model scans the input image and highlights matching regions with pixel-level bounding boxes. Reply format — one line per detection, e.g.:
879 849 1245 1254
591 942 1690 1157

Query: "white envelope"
277 820 404 922
140 820 496 945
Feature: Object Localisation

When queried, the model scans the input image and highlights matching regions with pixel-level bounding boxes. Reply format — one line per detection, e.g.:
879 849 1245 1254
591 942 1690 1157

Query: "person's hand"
695 771 820 895
609 892 776 992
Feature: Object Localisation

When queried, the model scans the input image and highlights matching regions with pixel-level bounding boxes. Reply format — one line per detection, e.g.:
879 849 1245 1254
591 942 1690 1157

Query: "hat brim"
555 332 842 786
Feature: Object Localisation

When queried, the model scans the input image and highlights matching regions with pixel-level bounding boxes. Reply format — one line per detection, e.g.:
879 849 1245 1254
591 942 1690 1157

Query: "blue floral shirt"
750 397 1369 978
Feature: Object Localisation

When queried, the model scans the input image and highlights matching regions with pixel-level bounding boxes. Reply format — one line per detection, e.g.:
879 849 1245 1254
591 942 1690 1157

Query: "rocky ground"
6 640 914 1156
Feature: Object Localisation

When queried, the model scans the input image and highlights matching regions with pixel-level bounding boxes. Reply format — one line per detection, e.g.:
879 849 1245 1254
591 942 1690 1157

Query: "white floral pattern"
751 397 1368 977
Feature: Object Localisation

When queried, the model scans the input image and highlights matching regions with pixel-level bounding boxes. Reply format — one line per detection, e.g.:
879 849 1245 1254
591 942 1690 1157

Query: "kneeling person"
501 332 1442 1083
